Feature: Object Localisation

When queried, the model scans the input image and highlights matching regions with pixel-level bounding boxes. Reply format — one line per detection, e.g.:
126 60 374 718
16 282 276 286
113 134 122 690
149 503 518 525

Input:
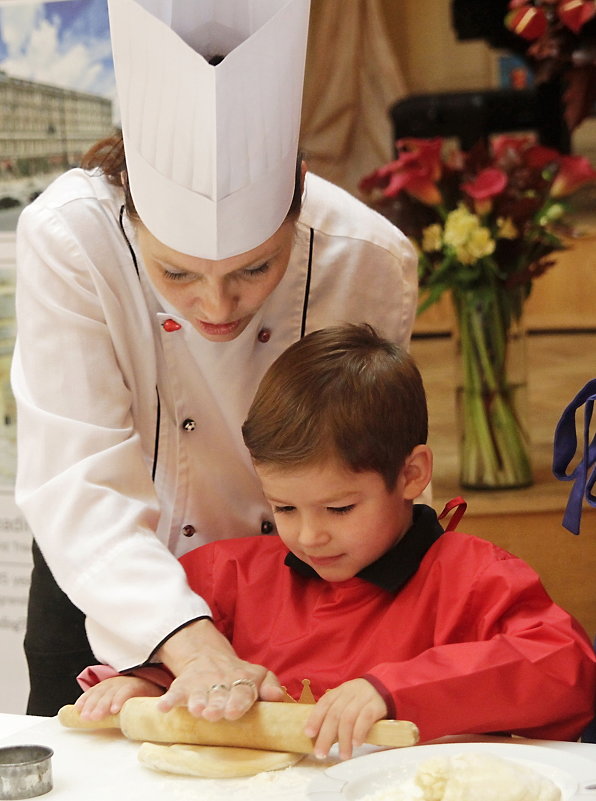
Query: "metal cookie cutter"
0 745 54 799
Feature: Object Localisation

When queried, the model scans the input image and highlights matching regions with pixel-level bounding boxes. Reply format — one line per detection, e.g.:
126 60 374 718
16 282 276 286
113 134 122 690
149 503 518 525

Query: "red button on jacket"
163 319 182 332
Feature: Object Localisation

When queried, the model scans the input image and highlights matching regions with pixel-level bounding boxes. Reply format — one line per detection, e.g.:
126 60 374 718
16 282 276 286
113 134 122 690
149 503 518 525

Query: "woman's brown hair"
242 324 428 491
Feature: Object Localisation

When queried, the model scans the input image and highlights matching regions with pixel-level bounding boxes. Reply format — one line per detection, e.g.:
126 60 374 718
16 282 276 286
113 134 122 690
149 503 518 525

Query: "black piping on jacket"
118 205 160 481
300 227 314 338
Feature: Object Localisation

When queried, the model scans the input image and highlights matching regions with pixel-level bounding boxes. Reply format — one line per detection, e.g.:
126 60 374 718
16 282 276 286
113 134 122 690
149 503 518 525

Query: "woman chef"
11 0 418 718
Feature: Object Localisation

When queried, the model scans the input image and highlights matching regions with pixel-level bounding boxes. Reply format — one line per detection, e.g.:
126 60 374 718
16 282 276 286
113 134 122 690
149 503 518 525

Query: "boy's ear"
401 445 433 500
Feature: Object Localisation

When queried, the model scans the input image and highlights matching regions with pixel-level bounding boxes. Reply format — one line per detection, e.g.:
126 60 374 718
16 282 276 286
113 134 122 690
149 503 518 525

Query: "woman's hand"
155 618 284 720
74 676 163 721
304 679 388 761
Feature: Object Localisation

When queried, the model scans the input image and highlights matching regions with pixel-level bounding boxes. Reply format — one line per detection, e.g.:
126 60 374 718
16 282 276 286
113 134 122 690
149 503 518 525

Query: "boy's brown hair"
242 323 428 490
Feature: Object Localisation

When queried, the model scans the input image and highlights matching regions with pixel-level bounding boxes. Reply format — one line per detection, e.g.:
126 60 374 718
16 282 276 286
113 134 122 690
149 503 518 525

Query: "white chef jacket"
11 167 418 670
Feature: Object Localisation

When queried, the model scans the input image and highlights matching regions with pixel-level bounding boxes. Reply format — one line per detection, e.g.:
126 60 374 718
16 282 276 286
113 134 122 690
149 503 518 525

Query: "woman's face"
137 220 296 342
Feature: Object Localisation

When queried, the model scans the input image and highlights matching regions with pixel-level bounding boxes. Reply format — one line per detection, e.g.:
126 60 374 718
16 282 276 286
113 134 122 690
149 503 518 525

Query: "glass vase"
452 285 533 490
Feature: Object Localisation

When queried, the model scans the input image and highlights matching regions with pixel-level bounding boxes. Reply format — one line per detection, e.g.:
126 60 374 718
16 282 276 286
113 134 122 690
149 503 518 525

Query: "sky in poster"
0 0 116 114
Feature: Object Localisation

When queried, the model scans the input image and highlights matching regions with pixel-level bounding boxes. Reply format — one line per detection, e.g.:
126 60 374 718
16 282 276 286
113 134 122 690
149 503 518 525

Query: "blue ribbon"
552 379 596 534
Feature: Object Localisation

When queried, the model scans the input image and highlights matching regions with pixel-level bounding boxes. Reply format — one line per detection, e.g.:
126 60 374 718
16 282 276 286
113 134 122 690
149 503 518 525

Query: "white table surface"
1 713 596 800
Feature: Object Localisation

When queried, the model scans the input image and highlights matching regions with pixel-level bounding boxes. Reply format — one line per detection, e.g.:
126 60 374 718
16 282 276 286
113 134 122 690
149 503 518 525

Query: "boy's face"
255 459 413 582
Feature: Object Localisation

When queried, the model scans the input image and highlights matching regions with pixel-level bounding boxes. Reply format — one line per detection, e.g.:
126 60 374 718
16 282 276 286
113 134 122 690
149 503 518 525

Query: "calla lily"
505 5 548 39
462 168 508 215
551 155 596 196
396 138 444 183
462 168 508 200
381 138 443 204
359 138 444 205
557 0 596 33
384 167 443 205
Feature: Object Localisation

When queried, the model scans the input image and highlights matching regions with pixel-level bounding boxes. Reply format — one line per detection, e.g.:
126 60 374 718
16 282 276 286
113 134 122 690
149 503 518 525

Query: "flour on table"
151 759 334 801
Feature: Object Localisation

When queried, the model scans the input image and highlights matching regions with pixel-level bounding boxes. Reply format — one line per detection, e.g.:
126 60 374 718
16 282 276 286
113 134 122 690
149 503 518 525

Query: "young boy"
75 324 596 760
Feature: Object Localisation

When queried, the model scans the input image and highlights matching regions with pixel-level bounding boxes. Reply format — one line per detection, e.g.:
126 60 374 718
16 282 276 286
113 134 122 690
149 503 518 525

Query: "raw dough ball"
137 742 303 778
414 752 561 801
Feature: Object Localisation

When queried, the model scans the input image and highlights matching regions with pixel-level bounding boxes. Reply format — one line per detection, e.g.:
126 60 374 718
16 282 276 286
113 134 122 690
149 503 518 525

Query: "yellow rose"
463 227 496 263
422 223 443 252
444 205 495 264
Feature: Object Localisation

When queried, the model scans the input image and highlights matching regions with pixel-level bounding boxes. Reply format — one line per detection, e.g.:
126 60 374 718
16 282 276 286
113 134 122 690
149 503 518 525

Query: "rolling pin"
59 697 419 754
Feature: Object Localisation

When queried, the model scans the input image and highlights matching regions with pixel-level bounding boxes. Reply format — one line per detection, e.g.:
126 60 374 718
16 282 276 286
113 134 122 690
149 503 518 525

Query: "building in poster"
0 70 113 179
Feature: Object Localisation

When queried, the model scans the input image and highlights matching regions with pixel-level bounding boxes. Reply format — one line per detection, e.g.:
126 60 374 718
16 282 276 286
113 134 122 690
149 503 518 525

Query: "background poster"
0 0 116 230
0 0 115 713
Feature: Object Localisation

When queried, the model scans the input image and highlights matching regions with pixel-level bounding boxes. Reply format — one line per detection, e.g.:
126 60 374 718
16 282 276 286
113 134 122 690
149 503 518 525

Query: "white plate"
306 742 596 800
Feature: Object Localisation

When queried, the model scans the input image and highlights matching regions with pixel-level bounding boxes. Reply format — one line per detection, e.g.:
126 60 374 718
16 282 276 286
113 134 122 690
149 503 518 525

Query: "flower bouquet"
504 0 596 130
359 135 596 489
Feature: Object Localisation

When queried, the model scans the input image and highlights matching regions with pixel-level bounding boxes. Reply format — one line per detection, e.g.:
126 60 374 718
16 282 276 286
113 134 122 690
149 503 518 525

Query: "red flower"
385 170 443 206
491 134 537 162
557 0 596 33
551 154 596 195
462 168 508 200
396 138 444 183
522 145 563 168
462 167 509 215
359 138 443 206
504 0 596 131
505 4 549 40
490 135 561 174
504 0 596 39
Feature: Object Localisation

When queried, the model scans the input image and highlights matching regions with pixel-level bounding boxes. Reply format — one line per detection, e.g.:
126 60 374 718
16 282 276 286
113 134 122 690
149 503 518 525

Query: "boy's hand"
74 676 163 721
304 678 388 761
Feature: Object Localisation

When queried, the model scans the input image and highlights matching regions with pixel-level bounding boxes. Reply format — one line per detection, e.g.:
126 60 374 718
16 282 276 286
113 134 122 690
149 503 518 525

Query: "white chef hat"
107 0 310 260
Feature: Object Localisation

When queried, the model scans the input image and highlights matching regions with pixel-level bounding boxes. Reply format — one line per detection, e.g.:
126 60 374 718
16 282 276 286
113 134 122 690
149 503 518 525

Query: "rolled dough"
137 741 303 778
